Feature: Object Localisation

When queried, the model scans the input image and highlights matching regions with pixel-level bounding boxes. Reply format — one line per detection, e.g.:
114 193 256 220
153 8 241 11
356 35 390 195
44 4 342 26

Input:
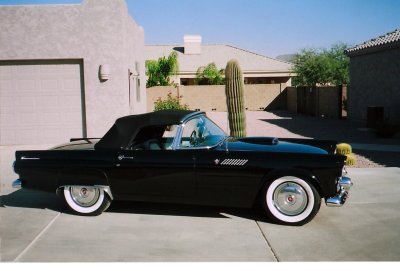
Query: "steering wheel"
198 125 208 144
189 130 198 147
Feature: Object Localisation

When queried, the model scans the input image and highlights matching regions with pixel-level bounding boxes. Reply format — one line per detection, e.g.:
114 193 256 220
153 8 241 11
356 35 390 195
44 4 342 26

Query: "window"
162 125 178 149
179 116 226 148
130 125 178 150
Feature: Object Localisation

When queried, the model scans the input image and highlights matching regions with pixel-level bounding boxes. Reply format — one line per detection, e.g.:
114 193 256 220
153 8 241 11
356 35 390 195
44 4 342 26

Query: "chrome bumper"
326 176 353 207
12 179 22 189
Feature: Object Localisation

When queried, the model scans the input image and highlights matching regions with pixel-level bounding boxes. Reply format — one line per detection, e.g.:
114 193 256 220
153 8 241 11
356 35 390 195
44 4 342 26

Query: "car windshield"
179 115 227 149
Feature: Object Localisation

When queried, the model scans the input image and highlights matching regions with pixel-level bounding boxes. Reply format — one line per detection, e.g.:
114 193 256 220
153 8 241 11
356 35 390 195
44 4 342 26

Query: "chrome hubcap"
273 182 308 216
69 186 100 207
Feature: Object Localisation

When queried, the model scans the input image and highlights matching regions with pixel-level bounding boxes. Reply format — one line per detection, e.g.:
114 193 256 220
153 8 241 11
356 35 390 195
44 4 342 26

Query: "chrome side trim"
21 156 40 160
12 179 22 189
220 159 249 166
326 175 353 207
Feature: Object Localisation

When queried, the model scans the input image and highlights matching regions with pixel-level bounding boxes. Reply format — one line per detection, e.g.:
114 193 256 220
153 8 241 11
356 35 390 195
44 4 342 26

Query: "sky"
1 0 400 57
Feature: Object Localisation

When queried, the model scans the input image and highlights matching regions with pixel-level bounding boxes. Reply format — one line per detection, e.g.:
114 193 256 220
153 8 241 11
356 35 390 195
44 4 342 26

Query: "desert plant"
225 59 246 137
195 63 225 85
336 143 352 155
146 52 179 88
154 91 189 111
345 154 356 166
336 143 356 166
293 43 350 86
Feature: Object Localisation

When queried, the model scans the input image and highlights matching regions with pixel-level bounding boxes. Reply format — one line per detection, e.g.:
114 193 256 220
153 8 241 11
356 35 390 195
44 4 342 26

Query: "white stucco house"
0 0 146 145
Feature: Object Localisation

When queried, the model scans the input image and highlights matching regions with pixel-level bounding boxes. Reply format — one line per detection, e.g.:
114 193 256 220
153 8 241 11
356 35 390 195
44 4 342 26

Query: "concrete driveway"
1 167 400 262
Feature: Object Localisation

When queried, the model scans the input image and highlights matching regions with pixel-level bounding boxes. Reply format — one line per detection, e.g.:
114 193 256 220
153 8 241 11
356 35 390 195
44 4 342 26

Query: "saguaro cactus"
225 59 246 137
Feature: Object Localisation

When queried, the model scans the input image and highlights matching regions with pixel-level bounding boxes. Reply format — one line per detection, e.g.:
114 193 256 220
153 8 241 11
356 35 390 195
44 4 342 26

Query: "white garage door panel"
0 62 83 145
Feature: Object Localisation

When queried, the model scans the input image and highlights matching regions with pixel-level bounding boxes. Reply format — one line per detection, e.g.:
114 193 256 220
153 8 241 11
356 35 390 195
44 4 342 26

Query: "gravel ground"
351 153 382 168
207 111 400 168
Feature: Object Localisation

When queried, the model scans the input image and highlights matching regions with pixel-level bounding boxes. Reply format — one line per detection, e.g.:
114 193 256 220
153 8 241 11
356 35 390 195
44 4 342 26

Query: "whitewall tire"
261 176 321 225
63 186 111 216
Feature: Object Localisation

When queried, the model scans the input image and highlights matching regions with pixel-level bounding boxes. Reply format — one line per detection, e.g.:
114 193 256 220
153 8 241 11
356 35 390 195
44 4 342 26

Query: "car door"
110 149 196 202
194 150 263 208
176 114 263 207
108 124 196 203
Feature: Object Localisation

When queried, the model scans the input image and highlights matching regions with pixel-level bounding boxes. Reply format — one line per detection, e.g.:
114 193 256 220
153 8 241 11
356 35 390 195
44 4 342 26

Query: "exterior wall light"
99 64 110 81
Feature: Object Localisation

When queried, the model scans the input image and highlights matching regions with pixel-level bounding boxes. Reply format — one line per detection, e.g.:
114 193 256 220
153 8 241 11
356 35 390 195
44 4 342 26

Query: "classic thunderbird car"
13 110 352 225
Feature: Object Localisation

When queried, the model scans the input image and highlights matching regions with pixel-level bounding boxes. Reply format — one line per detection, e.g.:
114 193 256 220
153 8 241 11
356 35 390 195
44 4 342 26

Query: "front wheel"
63 186 111 216
261 176 321 226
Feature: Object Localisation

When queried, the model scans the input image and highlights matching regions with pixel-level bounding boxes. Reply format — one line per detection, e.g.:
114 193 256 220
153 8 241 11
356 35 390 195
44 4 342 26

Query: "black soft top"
95 110 202 150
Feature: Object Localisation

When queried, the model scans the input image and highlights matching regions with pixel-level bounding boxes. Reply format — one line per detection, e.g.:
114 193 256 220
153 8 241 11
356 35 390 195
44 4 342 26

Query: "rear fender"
56 168 113 199
57 168 109 187
56 168 108 188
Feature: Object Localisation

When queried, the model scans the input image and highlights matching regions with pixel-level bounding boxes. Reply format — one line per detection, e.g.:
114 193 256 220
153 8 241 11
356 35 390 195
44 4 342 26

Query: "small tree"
146 52 179 88
293 43 350 86
195 63 225 85
326 43 350 85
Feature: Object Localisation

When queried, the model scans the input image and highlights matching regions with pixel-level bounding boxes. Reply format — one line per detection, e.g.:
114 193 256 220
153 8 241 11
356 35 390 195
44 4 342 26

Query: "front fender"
259 168 323 197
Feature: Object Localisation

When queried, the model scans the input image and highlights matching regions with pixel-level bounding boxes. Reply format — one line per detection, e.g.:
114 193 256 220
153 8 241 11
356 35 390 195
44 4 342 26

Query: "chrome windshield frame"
172 113 227 150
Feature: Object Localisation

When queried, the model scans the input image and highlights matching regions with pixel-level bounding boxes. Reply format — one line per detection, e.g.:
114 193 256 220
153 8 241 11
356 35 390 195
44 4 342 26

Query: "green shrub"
154 92 189 111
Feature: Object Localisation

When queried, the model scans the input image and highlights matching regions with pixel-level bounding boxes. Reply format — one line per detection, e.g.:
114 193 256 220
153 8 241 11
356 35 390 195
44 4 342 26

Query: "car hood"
222 137 336 155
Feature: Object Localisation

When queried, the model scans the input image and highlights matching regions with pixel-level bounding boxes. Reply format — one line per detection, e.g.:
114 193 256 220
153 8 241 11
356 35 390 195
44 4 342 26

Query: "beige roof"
145 44 293 75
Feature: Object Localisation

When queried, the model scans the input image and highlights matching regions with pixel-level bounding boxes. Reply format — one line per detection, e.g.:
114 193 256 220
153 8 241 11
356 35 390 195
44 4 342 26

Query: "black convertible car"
13 110 352 225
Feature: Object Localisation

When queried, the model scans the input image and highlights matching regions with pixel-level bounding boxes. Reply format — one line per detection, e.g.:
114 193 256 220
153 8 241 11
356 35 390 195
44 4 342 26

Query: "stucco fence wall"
286 86 344 119
147 84 287 112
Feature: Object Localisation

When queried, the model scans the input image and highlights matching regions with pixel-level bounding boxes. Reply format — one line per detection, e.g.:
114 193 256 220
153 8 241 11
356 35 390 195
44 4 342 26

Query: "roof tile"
346 28 400 53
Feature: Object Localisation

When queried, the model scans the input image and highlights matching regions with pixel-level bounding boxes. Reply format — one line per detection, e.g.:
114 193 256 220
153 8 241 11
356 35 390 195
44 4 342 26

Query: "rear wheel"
261 176 321 225
63 186 111 216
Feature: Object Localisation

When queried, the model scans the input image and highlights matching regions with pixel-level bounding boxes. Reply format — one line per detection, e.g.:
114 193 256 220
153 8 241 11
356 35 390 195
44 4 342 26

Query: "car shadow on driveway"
106 200 270 221
1 189 278 224
0 189 66 212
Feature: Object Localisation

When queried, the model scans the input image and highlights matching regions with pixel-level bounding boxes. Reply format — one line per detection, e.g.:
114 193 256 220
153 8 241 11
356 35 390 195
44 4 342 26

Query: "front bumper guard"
326 176 353 207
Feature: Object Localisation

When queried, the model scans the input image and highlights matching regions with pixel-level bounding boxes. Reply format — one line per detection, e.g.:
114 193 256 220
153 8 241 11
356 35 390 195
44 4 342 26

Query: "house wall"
0 0 146 137
0 0 146 193
348 47 400 125
147 84 287 112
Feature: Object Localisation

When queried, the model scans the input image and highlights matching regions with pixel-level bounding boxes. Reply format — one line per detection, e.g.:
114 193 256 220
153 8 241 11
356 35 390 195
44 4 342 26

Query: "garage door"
0 60 84 145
